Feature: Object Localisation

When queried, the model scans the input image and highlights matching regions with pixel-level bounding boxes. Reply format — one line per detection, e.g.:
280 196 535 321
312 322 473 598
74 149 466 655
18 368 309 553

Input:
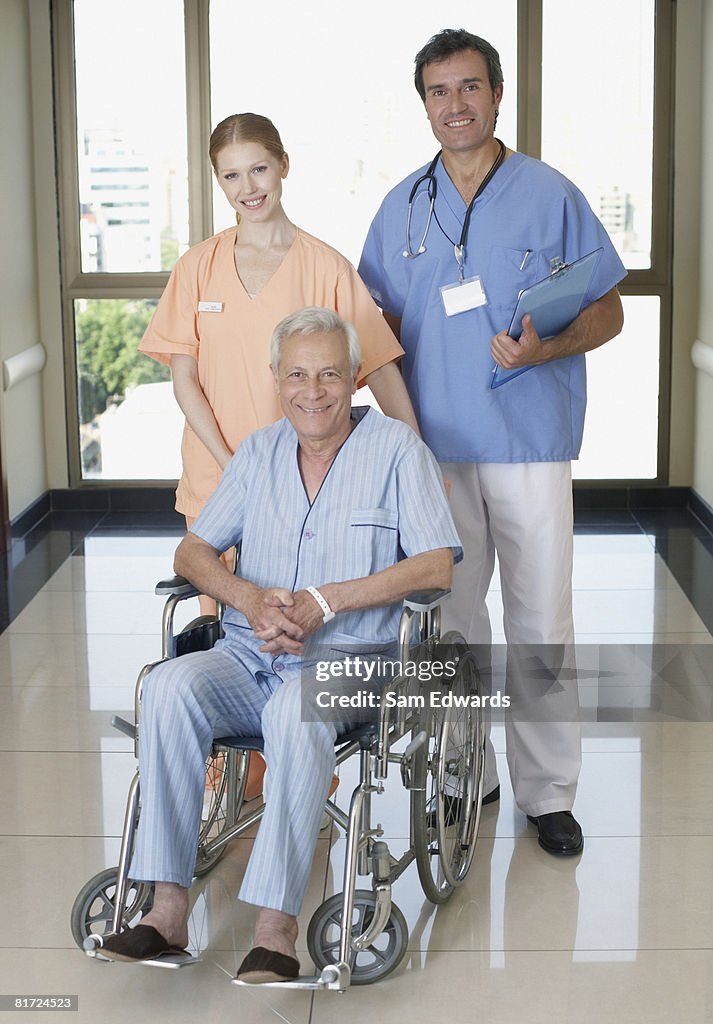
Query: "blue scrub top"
359 152 627 464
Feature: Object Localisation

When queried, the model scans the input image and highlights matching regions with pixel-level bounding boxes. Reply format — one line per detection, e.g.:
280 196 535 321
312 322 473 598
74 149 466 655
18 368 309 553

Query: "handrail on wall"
692 339 713 379
2 343 46 392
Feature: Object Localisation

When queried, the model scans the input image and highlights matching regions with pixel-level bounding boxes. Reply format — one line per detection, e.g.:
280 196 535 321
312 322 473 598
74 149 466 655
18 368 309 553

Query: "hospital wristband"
306 586 335 623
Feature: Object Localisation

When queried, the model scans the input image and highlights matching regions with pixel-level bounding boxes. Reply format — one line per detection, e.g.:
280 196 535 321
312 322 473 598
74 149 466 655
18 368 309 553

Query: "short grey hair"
271 307 362 378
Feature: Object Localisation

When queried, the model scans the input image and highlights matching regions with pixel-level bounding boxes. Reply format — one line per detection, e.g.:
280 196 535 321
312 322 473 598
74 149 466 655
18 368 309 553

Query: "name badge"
440 276 488 317
198 300 224 313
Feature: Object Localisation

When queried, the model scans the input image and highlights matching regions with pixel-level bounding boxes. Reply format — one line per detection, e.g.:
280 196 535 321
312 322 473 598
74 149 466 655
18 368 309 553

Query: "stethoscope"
403 139 507 279
403 152 441 259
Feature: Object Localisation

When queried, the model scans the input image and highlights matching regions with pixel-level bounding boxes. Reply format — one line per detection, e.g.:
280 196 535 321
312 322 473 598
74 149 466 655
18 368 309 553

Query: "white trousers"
130 643 373 915
440 461 581 816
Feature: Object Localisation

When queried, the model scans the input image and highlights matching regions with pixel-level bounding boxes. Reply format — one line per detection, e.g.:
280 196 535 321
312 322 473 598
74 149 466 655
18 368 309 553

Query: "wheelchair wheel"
70 868 154 948
411 633 485 904
307 891 408 985
194 747 244 877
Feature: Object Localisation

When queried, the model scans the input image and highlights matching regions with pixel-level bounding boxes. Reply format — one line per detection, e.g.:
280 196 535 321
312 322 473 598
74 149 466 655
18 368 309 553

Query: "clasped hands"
491 313 549 371
245 586 328 655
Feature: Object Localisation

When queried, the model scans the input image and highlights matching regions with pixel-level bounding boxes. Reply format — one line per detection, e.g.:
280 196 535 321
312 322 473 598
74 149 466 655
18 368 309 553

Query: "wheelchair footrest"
83 932 201 968
86 948 201 968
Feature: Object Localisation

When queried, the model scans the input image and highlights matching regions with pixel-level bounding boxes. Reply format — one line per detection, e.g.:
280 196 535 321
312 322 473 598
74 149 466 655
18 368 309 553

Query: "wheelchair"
71 575 486 992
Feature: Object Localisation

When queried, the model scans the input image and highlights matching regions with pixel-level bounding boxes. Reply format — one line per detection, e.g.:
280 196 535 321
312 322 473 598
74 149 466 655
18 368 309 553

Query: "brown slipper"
100 924 188 963
236 946 300 984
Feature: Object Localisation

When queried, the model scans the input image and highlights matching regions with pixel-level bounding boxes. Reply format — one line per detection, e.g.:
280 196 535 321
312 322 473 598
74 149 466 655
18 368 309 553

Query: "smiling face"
273 330 358 449
213 141 289 223
422 49 502 156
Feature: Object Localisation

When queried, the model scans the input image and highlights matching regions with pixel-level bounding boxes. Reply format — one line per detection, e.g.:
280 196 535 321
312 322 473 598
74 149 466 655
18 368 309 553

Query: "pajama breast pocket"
347 508 399 576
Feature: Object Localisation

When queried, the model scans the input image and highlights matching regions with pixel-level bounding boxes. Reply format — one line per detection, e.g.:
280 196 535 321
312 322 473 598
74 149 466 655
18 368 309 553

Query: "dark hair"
209 113 285 171
414 28 504 101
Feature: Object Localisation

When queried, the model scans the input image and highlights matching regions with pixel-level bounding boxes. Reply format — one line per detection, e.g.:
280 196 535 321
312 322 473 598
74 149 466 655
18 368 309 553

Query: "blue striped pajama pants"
130 640 370 915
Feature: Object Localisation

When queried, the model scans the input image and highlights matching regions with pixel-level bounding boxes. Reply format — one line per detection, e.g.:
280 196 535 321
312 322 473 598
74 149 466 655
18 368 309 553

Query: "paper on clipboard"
490 248 603 388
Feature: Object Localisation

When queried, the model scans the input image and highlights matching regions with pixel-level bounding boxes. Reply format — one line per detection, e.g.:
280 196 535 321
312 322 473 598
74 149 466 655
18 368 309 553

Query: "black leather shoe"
527 811 583 856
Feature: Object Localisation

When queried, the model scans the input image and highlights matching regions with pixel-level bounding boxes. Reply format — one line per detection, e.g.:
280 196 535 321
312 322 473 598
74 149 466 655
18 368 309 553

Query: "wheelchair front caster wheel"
70 868 154 949
307 890 408 985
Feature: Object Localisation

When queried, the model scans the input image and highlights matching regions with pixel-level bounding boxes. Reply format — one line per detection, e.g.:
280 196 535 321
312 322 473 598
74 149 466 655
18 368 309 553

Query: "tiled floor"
2 505 713 1022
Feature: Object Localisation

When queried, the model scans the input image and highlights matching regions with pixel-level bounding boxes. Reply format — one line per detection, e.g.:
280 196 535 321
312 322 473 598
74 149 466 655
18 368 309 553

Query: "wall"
0 0 48 518
29 1 69 496
670 0 702 486
693 0 713 507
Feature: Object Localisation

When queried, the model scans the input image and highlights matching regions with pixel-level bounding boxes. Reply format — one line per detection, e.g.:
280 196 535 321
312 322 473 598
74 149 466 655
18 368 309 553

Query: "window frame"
519 0 674 487
52 0 676 488
53 0 214 487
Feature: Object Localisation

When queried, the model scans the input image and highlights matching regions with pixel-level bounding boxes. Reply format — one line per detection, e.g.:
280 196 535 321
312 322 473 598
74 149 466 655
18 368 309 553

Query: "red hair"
209 113 285 170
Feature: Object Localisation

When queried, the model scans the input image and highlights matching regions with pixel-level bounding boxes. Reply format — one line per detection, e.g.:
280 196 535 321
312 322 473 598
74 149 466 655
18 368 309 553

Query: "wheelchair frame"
72 578 486 991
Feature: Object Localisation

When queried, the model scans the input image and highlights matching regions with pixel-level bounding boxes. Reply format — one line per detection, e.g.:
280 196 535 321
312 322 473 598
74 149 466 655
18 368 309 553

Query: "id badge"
440 276 488 317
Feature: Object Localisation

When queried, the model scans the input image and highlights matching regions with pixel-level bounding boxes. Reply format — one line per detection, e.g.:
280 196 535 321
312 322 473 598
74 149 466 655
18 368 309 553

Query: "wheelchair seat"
217 722 377 755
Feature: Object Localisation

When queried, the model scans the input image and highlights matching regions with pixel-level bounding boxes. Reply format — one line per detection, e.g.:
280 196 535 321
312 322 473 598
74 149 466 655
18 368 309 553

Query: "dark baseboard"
690 490 713 534
10 492 50 538
49 486 176 513
10 484 713 539
11 486 177 538
573 486 690 511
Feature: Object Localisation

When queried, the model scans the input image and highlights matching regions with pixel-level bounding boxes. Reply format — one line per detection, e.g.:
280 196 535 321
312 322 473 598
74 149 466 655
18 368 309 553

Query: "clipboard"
490 248 603 388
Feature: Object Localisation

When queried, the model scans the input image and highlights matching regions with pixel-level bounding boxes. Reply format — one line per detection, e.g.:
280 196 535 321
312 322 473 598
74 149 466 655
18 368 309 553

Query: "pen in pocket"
519 250 532 271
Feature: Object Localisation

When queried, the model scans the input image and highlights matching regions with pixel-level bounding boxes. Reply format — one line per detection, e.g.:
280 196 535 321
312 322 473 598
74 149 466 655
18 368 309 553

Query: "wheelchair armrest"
403 589 450 613
156 581 449 607
155 575 200 599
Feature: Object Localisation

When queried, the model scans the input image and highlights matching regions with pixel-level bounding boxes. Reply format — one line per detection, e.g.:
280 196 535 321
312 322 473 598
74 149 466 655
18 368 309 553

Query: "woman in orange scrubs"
140 112 416 522
139 113 417 796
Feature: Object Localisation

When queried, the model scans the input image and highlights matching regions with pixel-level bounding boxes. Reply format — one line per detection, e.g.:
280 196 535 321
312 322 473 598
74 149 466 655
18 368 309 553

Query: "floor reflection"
1 507 713 1021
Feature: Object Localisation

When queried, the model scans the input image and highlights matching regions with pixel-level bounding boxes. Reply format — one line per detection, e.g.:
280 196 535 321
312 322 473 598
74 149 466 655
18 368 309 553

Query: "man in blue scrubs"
359 28 627 855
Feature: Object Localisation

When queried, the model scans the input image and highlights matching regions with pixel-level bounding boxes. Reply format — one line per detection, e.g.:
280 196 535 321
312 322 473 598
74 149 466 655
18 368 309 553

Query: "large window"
54 0 674 485
541 0 655 272
541 0 668 480
578 297 660 479
209 1 517 265
73 0 189 274
57 0 191 482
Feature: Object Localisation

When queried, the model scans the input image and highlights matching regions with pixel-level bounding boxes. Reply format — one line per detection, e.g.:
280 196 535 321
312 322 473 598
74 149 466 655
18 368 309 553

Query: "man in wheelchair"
99 306 462 982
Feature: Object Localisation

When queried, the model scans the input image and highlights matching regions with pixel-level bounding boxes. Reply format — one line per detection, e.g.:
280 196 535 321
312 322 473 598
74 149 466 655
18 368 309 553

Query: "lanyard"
434 138 506 282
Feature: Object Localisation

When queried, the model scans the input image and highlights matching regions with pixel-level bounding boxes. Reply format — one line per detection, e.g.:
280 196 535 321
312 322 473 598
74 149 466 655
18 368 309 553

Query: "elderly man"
100 307 461 982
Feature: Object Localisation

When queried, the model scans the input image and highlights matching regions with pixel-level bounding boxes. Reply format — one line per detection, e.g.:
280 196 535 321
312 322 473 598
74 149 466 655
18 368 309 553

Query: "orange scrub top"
139 227 405 517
